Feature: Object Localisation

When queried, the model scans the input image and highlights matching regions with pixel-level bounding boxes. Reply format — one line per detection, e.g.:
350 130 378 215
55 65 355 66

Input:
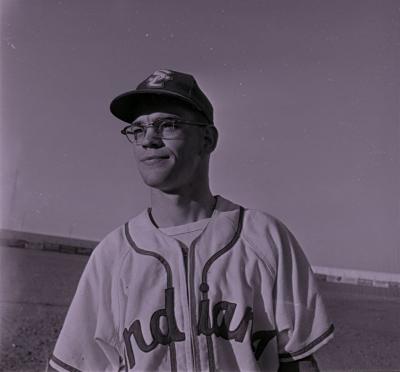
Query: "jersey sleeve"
270 220 334 362
49 237 123 372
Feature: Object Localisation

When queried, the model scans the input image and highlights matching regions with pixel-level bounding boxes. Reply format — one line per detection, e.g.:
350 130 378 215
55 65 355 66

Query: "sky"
1 0 399 273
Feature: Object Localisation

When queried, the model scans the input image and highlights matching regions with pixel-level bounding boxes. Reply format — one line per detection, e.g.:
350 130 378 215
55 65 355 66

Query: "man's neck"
149 189 216 228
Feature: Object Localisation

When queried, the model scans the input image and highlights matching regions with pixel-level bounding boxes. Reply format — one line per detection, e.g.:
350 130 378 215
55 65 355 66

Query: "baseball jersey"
50 196 334 372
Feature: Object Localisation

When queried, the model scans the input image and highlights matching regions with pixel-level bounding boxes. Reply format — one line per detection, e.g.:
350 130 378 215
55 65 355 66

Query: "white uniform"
50 196 334 372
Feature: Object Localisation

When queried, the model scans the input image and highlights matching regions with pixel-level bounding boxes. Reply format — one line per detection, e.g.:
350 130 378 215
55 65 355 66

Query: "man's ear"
202 126 218 154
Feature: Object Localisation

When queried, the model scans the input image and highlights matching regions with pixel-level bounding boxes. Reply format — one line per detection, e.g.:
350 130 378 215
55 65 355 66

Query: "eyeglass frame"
120 118 214 144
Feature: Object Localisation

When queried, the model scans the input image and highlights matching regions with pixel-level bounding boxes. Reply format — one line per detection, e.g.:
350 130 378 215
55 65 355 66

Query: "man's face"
130 110 208 193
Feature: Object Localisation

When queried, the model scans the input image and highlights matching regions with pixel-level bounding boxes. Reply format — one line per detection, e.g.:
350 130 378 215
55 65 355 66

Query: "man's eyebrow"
132 116 180 125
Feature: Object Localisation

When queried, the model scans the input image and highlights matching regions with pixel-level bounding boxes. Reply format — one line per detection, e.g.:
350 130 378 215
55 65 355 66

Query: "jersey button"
199 283 209 292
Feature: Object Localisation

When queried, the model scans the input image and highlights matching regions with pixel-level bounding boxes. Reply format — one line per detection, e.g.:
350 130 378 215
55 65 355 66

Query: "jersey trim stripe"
123 222 179 372
50 355 82 372
124 222 173 288
278 324 335 361
200 206 245 372
201 206 245 284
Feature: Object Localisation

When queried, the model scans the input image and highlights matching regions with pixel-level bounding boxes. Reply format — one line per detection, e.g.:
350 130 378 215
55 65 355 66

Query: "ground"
0 246 399 371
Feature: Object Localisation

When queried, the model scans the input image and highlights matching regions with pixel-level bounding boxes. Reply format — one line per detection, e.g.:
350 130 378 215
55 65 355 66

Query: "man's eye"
131 127 144 134
158 120 176 129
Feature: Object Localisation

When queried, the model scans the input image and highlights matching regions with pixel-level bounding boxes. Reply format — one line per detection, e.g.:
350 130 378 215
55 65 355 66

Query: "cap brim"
110 89 204 124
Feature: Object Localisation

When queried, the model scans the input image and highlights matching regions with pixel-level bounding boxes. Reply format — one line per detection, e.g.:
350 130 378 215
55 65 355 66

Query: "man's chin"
141 175 171 191
142 177 184 194
138 168 186 193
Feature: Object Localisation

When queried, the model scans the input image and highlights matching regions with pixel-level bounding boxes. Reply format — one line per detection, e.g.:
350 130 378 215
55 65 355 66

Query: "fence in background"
1 229 399 293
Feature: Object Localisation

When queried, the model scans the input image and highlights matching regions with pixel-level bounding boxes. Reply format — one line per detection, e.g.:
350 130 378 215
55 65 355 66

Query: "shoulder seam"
241 233 276 278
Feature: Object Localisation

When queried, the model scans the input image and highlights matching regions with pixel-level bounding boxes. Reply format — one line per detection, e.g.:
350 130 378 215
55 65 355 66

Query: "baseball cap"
110 69 214 124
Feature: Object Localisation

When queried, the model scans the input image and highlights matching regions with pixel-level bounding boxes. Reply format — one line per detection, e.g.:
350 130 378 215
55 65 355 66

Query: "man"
49 69 334 372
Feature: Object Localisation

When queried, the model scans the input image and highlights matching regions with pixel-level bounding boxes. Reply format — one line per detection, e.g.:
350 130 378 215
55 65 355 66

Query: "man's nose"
141 127 163 147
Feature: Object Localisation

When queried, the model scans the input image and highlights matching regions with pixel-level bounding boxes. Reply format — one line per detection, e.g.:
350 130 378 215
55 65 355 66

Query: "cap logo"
145 69 173 88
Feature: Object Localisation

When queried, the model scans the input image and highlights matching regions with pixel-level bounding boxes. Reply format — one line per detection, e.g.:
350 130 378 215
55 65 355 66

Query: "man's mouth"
141 155 169 165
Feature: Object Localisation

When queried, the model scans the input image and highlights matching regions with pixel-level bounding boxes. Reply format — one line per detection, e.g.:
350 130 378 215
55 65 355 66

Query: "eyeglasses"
121 118 213 144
